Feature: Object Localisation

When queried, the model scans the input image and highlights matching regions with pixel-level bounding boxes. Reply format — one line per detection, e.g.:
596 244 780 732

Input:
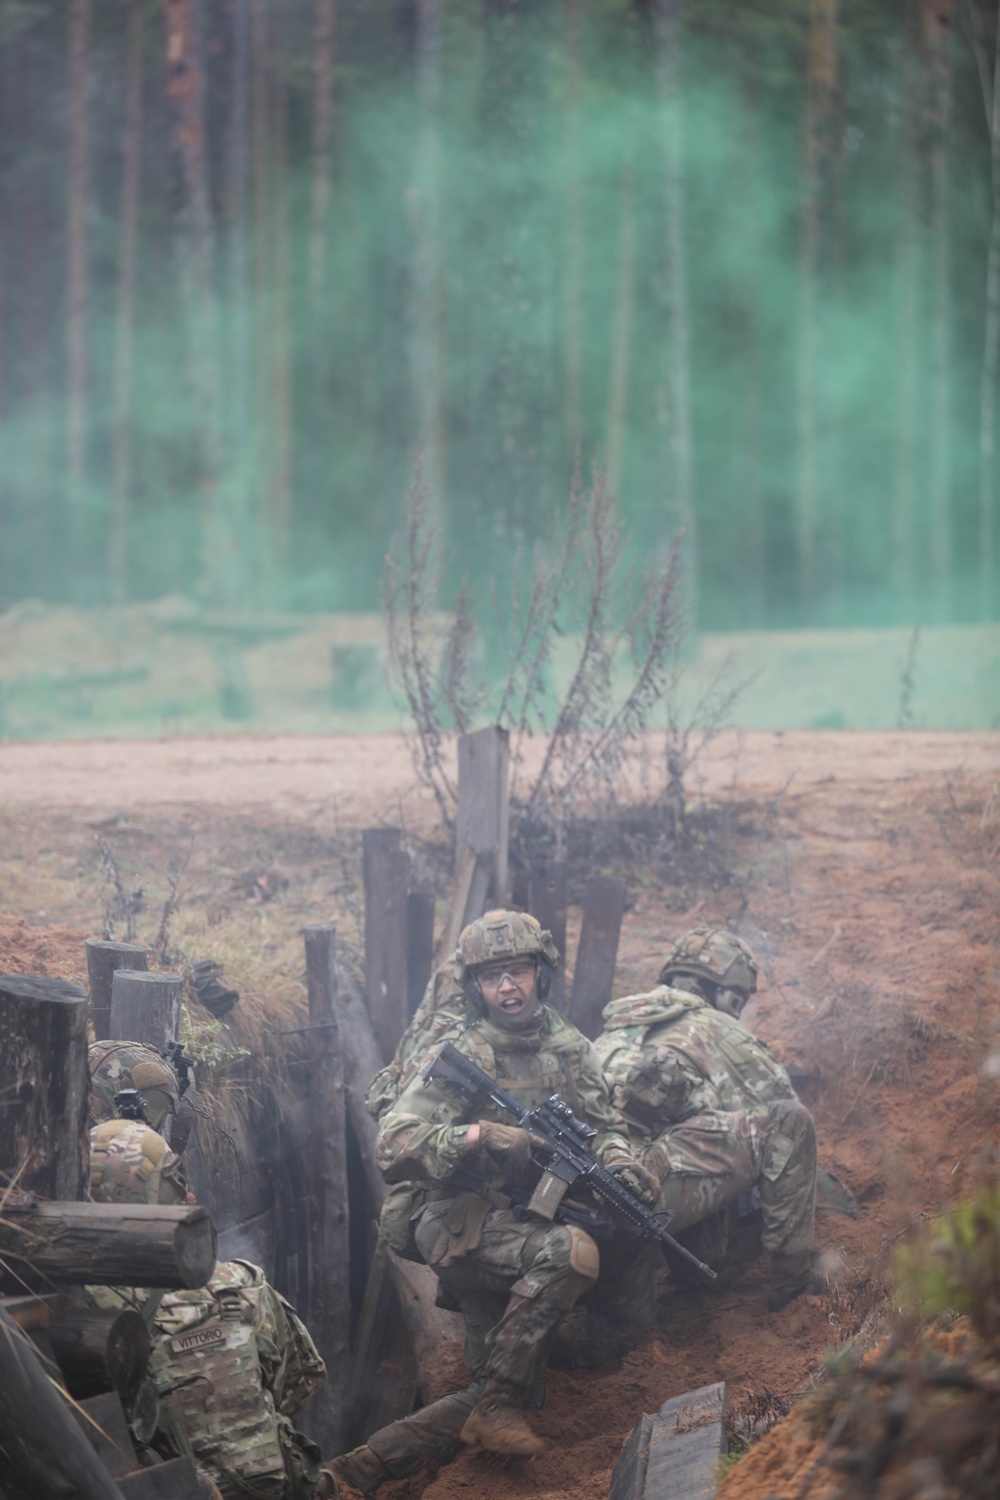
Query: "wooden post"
109 970 182 1054
528 860 568 1010
455 726 510 925
362 829 410 1061
300 923 350 1455
0 1200 217 1290
85 939 148 1043
407 890 436 1018
569 875 627 1040
0 1303 123 1500
0 975 90 1200
333 973 465 1407
49 1305 149 1400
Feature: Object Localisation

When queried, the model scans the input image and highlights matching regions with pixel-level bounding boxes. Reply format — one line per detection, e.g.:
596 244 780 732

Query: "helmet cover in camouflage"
88 1039 180 1133
452 909 561 984
658 927 759 999
89 1119 189 1205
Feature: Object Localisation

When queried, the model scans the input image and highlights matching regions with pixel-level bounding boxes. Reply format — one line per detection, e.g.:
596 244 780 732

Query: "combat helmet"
89 1119 189 1206
454 909 560 1001
658 927 759 1016
88 1040 180 1134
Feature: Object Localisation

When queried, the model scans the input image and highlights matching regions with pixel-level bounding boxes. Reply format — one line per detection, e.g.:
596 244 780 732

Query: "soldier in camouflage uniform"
364 960 466 1123
595 927 820 1313
88 1039 181 1135
87 1120 326 1499
370 909 655 1461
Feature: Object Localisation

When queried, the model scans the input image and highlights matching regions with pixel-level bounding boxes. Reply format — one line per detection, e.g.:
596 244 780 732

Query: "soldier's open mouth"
501 996 526 1012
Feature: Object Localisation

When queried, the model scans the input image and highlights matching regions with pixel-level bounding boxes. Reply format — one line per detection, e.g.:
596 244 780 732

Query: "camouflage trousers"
640 1099 817 1257
413 1199 597 1394
364 1384 481 1479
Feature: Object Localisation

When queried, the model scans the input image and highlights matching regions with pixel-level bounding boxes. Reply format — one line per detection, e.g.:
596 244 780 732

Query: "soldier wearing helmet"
88 1040 181 1136
369 909 655 1465
595 926 822 1312
658 926 760 1019
87 1119 325 1499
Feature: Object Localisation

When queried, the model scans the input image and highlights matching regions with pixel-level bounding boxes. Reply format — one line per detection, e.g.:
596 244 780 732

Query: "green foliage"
895 1188 1000 1347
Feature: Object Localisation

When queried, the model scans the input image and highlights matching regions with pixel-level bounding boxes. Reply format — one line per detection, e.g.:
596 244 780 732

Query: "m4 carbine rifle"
424 1040 716 1282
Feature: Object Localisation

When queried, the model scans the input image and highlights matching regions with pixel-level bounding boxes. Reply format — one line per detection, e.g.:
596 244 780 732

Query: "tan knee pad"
565 1225 600 1281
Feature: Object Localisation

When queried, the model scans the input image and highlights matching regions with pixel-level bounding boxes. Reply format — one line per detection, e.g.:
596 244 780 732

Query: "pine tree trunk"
250 0 272 593
308 0 336 302
411 0 445 526
165 0 230 601
223 0 250 477
797 0 838 614
66 0 91 513
606 164 636 499
654 0 697 624
270 54 292 594
978 6 1000 619
922 0 953 620
561 0 584 462
893 6 920 619
109 0 144 604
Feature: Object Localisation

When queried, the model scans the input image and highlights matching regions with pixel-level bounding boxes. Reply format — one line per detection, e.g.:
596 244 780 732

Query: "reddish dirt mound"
0 913 90 986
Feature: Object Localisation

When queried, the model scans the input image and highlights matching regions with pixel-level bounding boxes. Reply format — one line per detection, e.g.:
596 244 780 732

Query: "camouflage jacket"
375 1004 634 1193
365 964 468 1122
595 986 796 1137
90 1261 324 1499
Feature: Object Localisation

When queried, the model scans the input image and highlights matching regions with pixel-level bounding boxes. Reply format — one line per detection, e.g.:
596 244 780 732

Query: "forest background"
0 0 997 736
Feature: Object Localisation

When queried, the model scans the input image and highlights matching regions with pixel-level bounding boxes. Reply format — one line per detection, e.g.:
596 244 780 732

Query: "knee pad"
565 1225 600 1281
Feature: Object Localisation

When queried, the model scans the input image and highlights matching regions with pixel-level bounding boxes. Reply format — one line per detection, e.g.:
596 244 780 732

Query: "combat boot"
460 1378 544 1457
767 1251 824 1312
319 1444 389 1498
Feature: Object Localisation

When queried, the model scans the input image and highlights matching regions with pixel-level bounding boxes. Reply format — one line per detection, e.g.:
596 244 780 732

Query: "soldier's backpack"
144 1260 324 1500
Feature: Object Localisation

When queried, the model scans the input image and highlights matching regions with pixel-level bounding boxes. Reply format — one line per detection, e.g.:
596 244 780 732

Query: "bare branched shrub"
384 462 720 851
96 838 145 941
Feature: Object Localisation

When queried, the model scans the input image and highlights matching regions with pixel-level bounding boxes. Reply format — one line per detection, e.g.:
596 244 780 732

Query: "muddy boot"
459 1378 544 1457
320 1444 389 1498
767 1251 823 1312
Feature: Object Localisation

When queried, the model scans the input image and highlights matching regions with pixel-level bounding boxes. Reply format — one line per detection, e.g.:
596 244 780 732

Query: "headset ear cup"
464 976 486 1013
537 960 552 1001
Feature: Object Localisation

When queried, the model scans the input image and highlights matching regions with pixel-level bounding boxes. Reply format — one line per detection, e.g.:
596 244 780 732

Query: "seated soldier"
88 1119 326 1500
595 926 821 1312
369 909 656 1460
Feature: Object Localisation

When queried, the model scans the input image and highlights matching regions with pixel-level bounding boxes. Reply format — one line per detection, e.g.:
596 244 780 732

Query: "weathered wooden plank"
528 860 568 1010
643 1381 727 1499
109 971 183 1055
407 890 436 1017
300 923 350 1455
0 975 90 1201
569 875 627 1039
85 941 148 1044
608 1411 654 1500
362 829 411 1060
455 725 509 907
50 1304 150 1399
70 1390 138 1478
0 1303 122 1500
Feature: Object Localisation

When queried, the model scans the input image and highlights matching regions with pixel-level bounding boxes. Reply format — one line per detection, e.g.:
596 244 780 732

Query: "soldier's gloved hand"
607 1158 660 1206
468 1121 546 1180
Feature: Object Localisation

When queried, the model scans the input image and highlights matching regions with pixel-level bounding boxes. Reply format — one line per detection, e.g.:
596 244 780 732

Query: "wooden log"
125 1375 159 1445
109 970 183 1055
362 828 411 1061
0 975 90 1200
569 874 627 1040
49 1305 150 1400
0 1292 70 1331
300 923 350 1455
407 890 436 1018
70 1390 138 1477
455 725 510 906
643 1381 727 1499
0 1200 216 1290
85 940 148 1044
0 1302 123 1500
528 860 568 1010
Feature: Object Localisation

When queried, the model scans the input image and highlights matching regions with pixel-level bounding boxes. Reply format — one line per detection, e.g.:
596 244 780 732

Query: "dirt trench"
1 730 998 1500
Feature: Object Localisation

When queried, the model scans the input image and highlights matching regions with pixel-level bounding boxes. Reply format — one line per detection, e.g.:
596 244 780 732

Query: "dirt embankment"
1 731 998 1500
